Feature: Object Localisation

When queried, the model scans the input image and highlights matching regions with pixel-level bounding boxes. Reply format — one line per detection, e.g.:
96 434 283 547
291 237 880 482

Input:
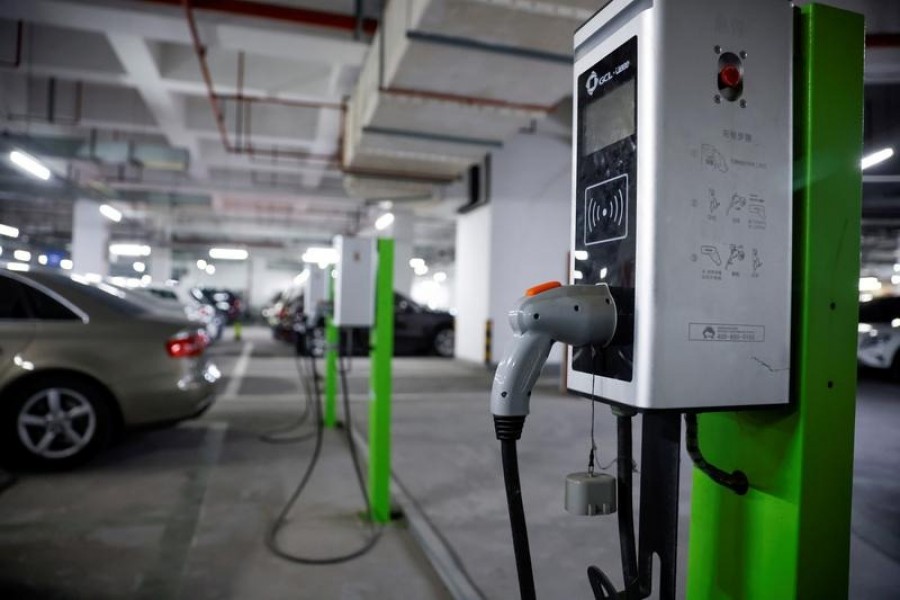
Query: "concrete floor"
0 326 898 599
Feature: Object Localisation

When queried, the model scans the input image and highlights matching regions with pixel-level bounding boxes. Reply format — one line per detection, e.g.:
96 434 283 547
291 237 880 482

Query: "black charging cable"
265 329 383 564
684 413 749 495
494 415 537 600
257 346 315 443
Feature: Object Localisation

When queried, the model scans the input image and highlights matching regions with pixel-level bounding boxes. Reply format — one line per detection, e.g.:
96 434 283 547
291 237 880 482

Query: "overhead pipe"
181 0 340 164
182 0 456 184
145 0 377 35
6 79 84 126
379 86 556 114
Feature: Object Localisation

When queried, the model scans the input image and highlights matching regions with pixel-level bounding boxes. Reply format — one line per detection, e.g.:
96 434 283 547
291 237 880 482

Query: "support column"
687 6 863 599
150 245 172 283
71 199 109 276
391 210 414 296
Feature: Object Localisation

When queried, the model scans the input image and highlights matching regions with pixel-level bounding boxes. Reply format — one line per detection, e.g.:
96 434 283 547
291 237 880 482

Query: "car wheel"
433 328 455 358
1 376 113 469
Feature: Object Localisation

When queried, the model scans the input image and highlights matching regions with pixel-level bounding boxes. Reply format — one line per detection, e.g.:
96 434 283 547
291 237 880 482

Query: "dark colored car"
289 292 454 357
196 288 244 324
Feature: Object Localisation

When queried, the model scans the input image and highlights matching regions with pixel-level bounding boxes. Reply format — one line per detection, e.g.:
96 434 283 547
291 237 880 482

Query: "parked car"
139 285 224 341
0 270 220 468
292 292 455 358
196 288 244 324
858 296 900 377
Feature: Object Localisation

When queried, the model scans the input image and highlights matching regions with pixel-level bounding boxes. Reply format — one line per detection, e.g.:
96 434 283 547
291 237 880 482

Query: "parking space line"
135 421 227 600
221 342 254 400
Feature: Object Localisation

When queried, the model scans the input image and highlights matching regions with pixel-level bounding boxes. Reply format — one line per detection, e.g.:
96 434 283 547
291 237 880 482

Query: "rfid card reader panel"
568 0 793 410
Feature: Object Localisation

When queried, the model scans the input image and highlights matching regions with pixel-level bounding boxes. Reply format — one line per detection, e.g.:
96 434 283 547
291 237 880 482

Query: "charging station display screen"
582 82 635 157
573 37 637 383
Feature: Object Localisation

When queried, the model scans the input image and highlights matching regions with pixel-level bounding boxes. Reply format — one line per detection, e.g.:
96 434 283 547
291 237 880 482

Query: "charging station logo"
585 71 612 96
584 174 628 246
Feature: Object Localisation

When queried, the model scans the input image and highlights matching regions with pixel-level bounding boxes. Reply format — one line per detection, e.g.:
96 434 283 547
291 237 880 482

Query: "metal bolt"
739 99 747 108
739 50 748 59
714 94 722 104
714 45 722 54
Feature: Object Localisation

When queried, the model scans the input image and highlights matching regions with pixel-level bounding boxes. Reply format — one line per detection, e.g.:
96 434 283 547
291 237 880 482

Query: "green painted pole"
687 5 864 599
324 269 339 429
369 238 394 523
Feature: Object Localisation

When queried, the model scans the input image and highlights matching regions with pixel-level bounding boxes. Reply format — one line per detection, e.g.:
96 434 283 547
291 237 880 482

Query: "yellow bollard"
234 321 242 341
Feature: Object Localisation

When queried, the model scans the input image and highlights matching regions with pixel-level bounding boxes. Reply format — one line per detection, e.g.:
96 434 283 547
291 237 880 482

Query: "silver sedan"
0 270 221 468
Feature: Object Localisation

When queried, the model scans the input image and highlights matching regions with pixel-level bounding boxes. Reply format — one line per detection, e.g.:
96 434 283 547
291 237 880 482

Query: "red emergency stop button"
719 64 742 89
525 281 561 297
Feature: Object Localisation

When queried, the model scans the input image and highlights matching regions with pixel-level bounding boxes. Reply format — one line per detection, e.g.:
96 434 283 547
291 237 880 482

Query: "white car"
858 297 900 377
137 286 224 341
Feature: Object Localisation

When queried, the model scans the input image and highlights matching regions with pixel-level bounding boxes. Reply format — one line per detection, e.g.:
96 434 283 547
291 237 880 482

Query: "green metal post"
369 238 394 523
324 269 339 429
687 5 863 599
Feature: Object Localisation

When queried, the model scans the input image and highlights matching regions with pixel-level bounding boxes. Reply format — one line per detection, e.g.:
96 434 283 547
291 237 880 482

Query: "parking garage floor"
1 326 898 599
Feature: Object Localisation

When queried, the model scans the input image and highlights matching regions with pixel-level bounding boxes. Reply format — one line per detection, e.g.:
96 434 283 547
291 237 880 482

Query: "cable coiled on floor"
265 330 383 564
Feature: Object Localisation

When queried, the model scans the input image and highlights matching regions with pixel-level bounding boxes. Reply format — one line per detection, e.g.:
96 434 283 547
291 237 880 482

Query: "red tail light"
166 330 209 358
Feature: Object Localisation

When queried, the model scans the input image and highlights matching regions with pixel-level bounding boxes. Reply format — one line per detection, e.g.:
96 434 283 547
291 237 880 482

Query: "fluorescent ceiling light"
205 264 216 275
0 224 19 238
414 264 428 276
140 274 152 285
573 270 584 280
13 249 31 262
375 212 395 231
861 147 894 170
109 243 151 257
409 258 425 269
9 150 50 180
574 250 589 261
196 259 207 270
302 247 338 266
433 271 447 283
133 261 146 273
99 204 123 223
6 262 29 272
38 254 48 265
60 259 73 270
209 247 249 260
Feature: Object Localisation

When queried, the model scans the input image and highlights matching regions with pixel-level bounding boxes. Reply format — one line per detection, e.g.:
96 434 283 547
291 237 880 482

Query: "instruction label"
689 323 765 342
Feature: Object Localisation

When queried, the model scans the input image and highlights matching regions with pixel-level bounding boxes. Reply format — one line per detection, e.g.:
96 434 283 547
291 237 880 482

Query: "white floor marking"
221 342 254 400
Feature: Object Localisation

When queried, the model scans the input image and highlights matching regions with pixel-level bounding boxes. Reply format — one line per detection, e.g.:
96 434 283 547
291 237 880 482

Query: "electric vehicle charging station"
300 266 327 325
491 1 863 599
267 235 396 564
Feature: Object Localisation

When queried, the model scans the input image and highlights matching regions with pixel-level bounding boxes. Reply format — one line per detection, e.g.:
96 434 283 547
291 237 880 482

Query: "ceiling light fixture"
109 243 151 257
861 147 894 171
0 224 19 238
99 204 123 223
9 150 51 180
13 249 31 262
209 247 249 260
375 212 395 231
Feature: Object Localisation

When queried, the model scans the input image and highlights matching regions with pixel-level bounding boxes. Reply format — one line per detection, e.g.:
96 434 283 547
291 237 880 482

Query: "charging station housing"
333 236 376 327
567 0 793 410
301 267 327 322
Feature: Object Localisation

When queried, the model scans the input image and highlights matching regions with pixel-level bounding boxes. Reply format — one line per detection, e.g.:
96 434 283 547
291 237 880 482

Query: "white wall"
454 205 492 363
488 132 572 365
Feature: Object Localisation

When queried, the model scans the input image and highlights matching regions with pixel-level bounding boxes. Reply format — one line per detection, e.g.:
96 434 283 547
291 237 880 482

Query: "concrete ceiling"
0 0 898 267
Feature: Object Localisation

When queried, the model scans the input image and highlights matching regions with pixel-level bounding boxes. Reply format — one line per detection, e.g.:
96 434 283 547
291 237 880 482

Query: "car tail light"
166 329 209 358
